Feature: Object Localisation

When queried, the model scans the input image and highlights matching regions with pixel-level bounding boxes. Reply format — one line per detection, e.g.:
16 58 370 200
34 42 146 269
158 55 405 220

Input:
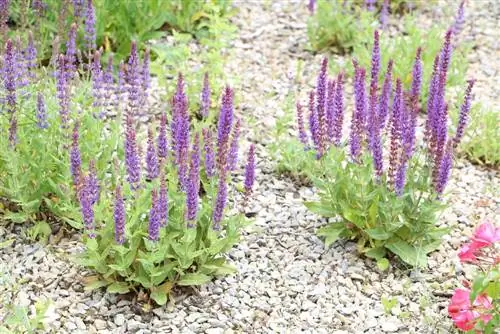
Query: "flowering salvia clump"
295 30 475 267
449 221 499 332
77 44 256 303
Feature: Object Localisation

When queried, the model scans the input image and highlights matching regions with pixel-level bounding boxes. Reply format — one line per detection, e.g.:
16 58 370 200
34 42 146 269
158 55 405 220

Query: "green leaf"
177 273 212 286
317 224 346 247
106 282 130 294
386 239 427 268
365 227 391 240
304 201 337 217
82 276 108 291
376 258 390 271
364 247 386 260
150 290 168 305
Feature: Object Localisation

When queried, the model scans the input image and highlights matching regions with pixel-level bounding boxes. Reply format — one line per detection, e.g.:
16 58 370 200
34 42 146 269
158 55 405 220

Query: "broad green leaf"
364 247 386 260
317 224 346 247
150 290 168 305
107 282 130 294
304 201 337 217
365 227 391 240
177 273 212 286
386 239 427 268
82 276 108 291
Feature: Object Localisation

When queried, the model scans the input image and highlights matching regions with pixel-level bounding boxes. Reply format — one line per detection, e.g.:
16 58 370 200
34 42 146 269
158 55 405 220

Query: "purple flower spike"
141 48 150 105
8 116 17 148
36 93 48 129
91 50 103 108
56 54 70 130
88 159 99 204
65 23 77 77
146 127 160 181
452 1 465 36
0 0 9 37
332 72 344 146
201 72 211 118
308 90 319 152
308 0 316 14
435 141 453 195
114 185 125 244
368 31 381 150
159 175 168 226
366 0 376 11
203 128 216 178
78 172 96 238
380 0 389 29
228 118 241 171
244 144 256 198
216 86 234 172
296 102 309 148
148 189 160 242
172 74 190 189
73 0 84 18
388 79 403 186
157 112 168 159
350 66 367 161
125 115 141 190
70 122 82 185
316 57 328 157
186 134 200 224
2 39 17 115
394 156 408 196
25 31 37 80
453 80 475 148
378 60 393 131
126 42 141 116
326 79 336 142
370 31 381 85
84 0 96 50
212 174 227 230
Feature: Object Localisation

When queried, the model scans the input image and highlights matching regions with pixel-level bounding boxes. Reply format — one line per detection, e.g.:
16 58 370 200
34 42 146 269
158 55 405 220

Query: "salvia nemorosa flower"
25 31 37 80
307 0 316 14
332 72 344 147
244 144 256 199
159 174 168 226
435 141 453 196
404 48 423 159
308 90 319 152
367 31 381 151
70 122 81 185
378 60 393 130
228 118 240 171
148 189 160 241
36 92 48 129
84 0 96 50
72 0 84 18
56 54 70 130
315 57 328 157
172 73 190 189
425 54 440 150
326 78 336 142
365 0 376 11
296 102 308 148
113 185 125 244
201 72 210 118
141 48 150 105
216 86 234 171
14 37 29 90
146 127 159 180
32 0 46 14
78 172 96 238
126 42 141 115
116 61 126 108
394 154 408 196
8 116 16 147
212 173 227 230
350 65 366 162
65 23 77 77
157 112 168 159
203 128 216 178
0 0 9 39
88 159 99 204
186 134 200 224
388 79 403 187
125 114 141 190
2 39 17 114
380 0 390 29
102 55 114 111
452 1 465 36
91 50 103 107
453 80 475 148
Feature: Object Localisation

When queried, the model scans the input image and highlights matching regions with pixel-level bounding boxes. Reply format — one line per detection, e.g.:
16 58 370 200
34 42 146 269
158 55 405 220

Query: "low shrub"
277 30 475 268
449 221 499 333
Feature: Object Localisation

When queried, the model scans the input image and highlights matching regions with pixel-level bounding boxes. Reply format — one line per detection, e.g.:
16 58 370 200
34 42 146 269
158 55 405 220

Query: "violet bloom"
87 159 99 204
425 54 440 148
244 144 256 198
315 57 328 157
148 189 160 241
404 48 423 159
25 31 37 81
453 80 475 148
102 55 114 110
14 37 28 90
394 155 408 196
349 67 366 162
157 112 168 159
141 48 150 105
56 54 70 130
78 173 96 238
115 61 126 111
84 0 96 50
380 0 389 29
186 134 200 224
435 141 453 195
378 60 393 131
8 116 16 148
308 90 319 153
126 42 141 115
124 115 141 190
202 128 216 178
212 174 227 230
145 127 160 180
388 79 403 186
114 185 125 244
65 23 77 77
90 50 103 108
2 39 17 115
172 74 190 189
70 122 81 185
452 1 465 36
296 102 308 148
332 72 344 146
326 79 336 142
73 0 84 18
0 0 9 38
368 31 381 150
307 0 316 14
365 0 376 11
159 175 168 226
200 72 210 118
36 93 48 129
228 118 240 171
216 86 234 172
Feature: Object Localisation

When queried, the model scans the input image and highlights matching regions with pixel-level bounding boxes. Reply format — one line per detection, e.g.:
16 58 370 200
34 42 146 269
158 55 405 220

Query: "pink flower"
473 221 500 247
448 288 493 331
458 242 480 263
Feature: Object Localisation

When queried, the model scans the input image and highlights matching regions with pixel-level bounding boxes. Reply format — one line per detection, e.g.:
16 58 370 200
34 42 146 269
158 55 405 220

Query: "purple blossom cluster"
296 30 474 197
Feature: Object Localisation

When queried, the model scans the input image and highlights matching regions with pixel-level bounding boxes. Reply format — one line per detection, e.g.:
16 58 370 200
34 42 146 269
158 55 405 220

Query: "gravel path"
1 1 499 333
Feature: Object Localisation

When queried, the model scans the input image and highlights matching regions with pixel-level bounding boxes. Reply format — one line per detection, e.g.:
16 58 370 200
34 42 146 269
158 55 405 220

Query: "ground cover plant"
449 221 499 333
276 30 475 268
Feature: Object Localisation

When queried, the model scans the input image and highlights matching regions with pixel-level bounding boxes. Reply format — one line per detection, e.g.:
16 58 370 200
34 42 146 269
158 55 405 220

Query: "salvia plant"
77 71 256 304
449 221 499 333
281 30 475 268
